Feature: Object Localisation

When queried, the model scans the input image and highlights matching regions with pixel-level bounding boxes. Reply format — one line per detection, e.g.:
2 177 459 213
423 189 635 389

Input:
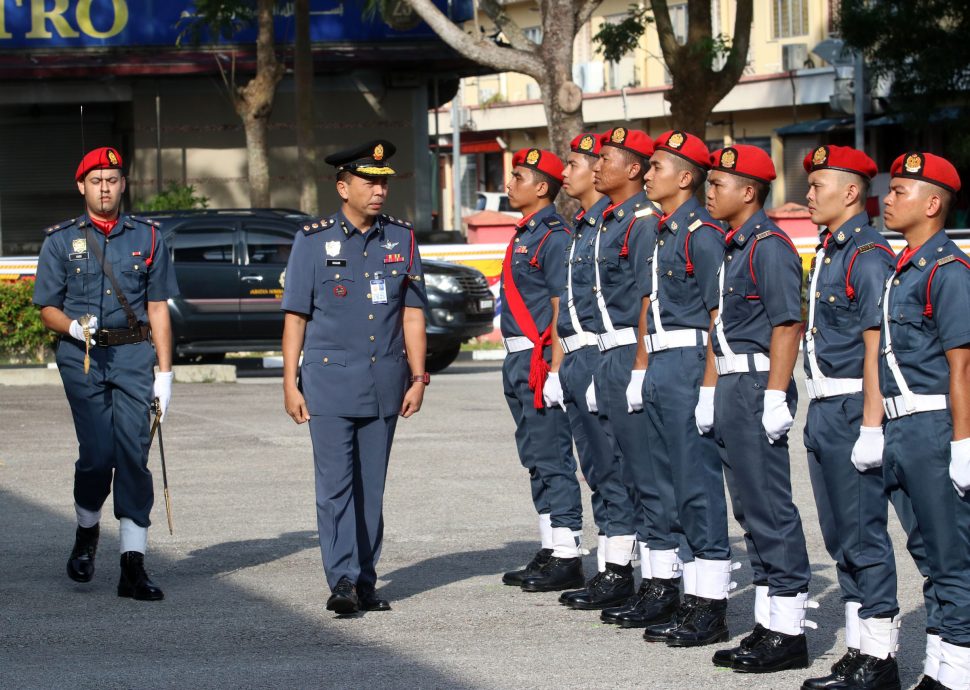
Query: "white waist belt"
560 332 598 354
596 327 638 352
883 394 949 420
805 377 863 400
503 336 534 354
644 329 708 354
715 352 771 375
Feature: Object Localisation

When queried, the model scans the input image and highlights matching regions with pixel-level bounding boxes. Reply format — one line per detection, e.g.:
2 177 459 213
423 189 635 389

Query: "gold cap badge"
905 153 923 174
526 149 540 165
107 149 119 166
668 132 685 149
373 144 384 161
611 127 626 143
580 135 594 151
812 146 827 167
721 149 737 169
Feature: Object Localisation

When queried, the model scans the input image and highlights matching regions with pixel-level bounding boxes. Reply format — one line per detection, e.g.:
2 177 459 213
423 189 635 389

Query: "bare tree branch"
573 0 602 30
650 0 681 69
478 0 535 53
713 0 753 94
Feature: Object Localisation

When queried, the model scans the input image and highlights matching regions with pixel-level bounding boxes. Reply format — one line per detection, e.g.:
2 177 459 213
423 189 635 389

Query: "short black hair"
528 168 562 201
751 180 771 206
670 155 707 191
614 147 647 177
336 170 354 184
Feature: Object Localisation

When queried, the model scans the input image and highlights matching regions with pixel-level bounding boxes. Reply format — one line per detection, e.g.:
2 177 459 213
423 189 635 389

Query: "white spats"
551 527 580 558
637 540 651 577
768 592 818 636
539 513 553 550
845 601 862 651
755 585 770 628
682 560 697 597
597 535 607 573
694 559 739 600
75 503 101 529
649 548 682 580
119 517 147 555
926 633 943 680
859 615 899 660
939 640 970 690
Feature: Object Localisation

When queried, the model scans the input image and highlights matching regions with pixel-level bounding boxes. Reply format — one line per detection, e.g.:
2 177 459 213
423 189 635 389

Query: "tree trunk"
294 0 318 215
242 111 271 207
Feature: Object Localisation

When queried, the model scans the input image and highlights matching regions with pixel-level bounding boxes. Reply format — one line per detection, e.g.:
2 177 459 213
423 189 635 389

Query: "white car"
475 192 521 217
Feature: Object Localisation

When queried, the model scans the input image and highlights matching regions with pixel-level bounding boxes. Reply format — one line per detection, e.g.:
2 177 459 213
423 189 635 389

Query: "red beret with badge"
710 144 776 184
890 151 961 194
599 127 654 159
803 145 877 179
512 147 565 183
570 132 603 158
76 147 123 182
654 130 710 169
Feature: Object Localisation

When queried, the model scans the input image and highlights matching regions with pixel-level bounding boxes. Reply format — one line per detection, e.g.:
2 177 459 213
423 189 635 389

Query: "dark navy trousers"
805 394 898 619
595 343 672 548
714 371 810 595
308 414 397 591
503 350 583 530
884 410 970 644
56 337 156 527
644 346 730 560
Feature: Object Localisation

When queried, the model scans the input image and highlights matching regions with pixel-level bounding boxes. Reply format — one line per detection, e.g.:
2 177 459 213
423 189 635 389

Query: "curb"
0 363 236 386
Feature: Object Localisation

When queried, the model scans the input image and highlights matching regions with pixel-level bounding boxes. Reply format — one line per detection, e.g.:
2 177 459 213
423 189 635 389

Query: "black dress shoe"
568 563 635 610
844 654 900 690
666 596 729 647
732 629 809 673
520 556 585 592
358 588 391 612
712 623 769 668
643 595 696 641
326 578 359 614
560 571 604 605
117 552 164 601
608 578 680 629
503 548 552 586
801 649 862 689
601 580 651 624
67 524 99 583
912 675 944 689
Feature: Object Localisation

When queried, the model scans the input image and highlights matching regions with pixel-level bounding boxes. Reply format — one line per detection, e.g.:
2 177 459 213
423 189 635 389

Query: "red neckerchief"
896 244 922 272
725 228 741 245
89 216 118 236
517 209 540 229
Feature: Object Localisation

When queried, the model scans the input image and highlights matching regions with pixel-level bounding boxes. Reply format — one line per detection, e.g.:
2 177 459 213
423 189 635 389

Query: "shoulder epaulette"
45 218 76 235
938 254 958 266
127 215 161 227
857 242 876 253
302 216 335 235
634 208 659 219
543 216 562 228
381 214 413 229
755 230 775 241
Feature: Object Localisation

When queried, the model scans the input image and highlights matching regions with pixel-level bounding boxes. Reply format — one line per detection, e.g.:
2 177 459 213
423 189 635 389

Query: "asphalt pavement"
0 359 928 689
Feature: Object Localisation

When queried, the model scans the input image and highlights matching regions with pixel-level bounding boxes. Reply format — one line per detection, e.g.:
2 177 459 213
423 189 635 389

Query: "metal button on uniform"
727 254 733 261
371 356 376 362
368 314 374 320
659 239 665 246
323 357 329 363
815 291 821 298
812 327 818 334
828 296 836 303
824 257 831 264
363 251 368 256
392 270 398 275
667 270 673 276
106 289 112 295
728 287 734 292
365 272 370 278
369 336 375 341
335 273 340 279
894 279 901 286
367 293 372 299
76 267 81 273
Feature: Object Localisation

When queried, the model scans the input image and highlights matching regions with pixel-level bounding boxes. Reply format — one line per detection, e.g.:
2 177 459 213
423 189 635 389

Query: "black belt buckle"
99 325 149 346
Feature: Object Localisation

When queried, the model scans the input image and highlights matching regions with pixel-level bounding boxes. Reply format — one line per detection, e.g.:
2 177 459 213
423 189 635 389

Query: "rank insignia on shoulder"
755 230 774 241
384 253 404 264
857 242 876 253
515 246 529 254
938 255 956 266
545 218 561 227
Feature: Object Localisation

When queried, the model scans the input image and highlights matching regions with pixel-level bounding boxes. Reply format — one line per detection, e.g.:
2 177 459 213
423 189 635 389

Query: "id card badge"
370 278 388 304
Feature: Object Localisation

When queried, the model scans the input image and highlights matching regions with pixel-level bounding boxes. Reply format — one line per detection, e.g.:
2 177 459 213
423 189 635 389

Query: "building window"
523 26 542 45
669 3 688 46
773 0 809 38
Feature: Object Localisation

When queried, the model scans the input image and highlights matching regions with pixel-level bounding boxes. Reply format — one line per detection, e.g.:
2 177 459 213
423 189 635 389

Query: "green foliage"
176 0 257 46
0 279 57 363
593 4 653 64
140 184 210 212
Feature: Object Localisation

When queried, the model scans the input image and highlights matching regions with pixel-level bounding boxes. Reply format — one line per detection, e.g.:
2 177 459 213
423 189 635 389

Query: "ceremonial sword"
149 399 174 535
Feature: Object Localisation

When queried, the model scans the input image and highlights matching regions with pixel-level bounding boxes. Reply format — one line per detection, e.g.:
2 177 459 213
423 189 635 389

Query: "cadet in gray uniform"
281 140 429 615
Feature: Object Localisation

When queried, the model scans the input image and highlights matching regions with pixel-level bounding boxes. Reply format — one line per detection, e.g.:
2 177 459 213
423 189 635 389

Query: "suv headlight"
424 272 463 294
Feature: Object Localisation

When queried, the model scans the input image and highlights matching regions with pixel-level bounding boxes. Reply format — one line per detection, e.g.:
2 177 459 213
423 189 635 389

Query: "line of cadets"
498 127 970 690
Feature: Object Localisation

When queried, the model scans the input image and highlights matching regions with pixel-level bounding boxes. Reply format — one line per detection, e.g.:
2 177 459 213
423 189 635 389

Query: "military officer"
550 132 638 610
585 127 681 627
33 146 178 601
281 140 428 615
879 152 970 690
635 130 734 647
499 147 585 593
799 146 901 690
702 145 814 673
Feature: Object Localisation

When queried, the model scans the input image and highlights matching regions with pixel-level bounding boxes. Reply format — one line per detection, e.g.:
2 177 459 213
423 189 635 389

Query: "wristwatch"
410 373 430 385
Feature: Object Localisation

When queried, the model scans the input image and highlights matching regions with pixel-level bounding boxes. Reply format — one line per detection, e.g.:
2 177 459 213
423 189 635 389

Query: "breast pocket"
888 303 928 353
599 246 625 286
657 261 688 302
320 266 355 304
815 283 856 329
118 259 148 294
381 272 407 301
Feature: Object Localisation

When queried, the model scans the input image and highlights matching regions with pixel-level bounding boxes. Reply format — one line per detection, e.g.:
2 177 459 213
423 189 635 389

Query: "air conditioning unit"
782 43 809 71
572 62 605 93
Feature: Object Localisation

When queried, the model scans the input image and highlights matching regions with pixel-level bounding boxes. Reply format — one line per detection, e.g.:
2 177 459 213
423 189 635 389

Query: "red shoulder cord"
684 222 724 276
924 256 970 318
748 232 798 287
406 227 416 272
843 244 893 299
619 213 657 258
528 228 566 269
145 224 156 267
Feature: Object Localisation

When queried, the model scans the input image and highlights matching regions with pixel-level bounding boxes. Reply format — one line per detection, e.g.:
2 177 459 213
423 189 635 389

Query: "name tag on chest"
370 279 388 304
69 252 89 261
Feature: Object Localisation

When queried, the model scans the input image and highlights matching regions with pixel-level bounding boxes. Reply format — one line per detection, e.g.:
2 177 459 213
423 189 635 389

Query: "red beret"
710 145 776 184
76 147 123 182
803 145 877 179
512 147 564 183
654 130 710 169
570 132 603 157
890 151 961 194
599 127 654 159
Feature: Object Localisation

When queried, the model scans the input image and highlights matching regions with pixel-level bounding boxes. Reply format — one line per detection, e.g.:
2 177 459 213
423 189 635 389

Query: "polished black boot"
912 676 944 689
609 578 680 629
643 595 696 641
520 556 585 592
67 524 99 583
358 587 391 612
843 654 900 690
568 563 635 610
712 624 770 668
502 548 552 586
666 596 729 647
327 577 359 614
559 571 604 605
801 649 862 689
601 579 651 624
732 629 809 673
117 552 164 601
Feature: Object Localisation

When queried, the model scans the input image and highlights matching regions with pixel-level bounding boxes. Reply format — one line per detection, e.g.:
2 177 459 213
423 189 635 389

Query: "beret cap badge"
526 149 540 165
905 153 923 174
580 135 594 151
611 127 626 143
812 147 827 166
721 149 737 169
668 131 685 149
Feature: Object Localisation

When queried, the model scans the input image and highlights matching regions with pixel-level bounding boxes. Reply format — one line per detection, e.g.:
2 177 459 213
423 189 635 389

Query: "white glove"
543 372 567 411
586 378 598 414
68 316 98 344
154 371 174 423
762 389 793 444
626 369 646 413
851 426 885 472
695 386 715 435
950 438 970 497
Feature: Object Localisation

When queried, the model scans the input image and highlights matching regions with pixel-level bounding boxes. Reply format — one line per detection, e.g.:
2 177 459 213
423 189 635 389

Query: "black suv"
142 209 495 372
